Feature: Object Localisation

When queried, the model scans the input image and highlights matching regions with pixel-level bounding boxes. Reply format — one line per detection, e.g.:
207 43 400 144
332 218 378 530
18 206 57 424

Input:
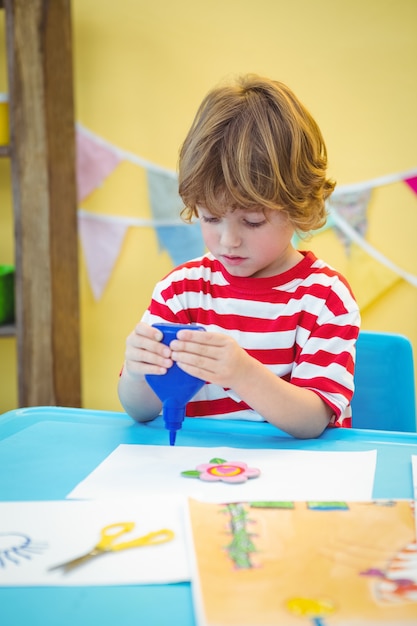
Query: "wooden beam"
4 0 81 407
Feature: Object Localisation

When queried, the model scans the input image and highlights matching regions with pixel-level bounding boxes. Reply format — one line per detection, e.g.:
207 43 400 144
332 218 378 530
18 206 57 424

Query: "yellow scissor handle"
97 522 175 553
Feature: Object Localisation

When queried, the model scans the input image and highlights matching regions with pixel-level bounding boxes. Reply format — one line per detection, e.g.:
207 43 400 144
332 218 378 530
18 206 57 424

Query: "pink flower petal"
245 467 261 478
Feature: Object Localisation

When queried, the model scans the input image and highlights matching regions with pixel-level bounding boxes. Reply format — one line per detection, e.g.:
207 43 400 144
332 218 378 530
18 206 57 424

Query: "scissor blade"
49 549 104 573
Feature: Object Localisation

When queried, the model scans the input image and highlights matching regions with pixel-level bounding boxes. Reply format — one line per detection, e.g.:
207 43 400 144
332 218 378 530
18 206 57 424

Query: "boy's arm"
118 369 162 422
170 330 334 439
228 356 333 438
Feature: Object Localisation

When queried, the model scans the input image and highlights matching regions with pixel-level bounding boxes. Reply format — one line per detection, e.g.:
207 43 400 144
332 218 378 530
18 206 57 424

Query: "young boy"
118 74 360 438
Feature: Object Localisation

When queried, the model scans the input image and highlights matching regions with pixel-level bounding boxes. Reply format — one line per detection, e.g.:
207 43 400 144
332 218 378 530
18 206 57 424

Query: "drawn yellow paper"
188 499 416 625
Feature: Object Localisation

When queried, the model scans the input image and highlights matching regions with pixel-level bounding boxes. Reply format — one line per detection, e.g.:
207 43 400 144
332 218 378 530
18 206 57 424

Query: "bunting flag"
405 175 417 195
76 127 122 202
77 210 204 299
74 123 417 300
327 189 372 254
78 210 129 300
146 169 205 265
156 223 205 266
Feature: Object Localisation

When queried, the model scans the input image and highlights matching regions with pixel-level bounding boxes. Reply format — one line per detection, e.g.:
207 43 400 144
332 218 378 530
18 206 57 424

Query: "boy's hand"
170 329 251 387
124 322 173 377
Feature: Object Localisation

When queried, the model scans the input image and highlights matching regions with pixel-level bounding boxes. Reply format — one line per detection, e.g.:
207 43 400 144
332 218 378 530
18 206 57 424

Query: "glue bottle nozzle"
163 404 185 447
144 323 206 446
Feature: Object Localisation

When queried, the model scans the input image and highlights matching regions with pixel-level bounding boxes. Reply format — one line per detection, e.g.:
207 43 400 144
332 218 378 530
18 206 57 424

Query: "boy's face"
197 205 301 278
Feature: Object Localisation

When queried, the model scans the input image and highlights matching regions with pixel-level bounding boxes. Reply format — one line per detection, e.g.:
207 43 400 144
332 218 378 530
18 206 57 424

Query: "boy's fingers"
134 322 163 341
175 329 211 342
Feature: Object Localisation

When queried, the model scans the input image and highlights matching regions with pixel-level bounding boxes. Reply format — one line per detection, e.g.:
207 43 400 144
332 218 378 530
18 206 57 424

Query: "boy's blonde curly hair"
178 74 335 233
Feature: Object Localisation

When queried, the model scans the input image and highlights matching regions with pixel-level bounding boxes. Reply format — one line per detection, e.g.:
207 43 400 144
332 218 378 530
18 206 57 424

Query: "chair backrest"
351 331 417 432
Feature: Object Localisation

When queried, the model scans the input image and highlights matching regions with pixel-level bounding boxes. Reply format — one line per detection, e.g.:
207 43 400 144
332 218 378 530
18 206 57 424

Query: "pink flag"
404 176 417 195
78 213 129 300
76 128 122 202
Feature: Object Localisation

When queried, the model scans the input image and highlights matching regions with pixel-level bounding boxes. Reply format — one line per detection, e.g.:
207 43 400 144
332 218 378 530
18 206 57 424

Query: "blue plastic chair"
351 331 417 432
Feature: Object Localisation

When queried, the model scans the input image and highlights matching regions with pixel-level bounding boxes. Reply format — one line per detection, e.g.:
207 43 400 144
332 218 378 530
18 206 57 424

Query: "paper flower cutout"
181 458 260 483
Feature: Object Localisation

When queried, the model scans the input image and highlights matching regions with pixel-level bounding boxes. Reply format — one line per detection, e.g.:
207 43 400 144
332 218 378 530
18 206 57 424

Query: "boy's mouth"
221 255 247 265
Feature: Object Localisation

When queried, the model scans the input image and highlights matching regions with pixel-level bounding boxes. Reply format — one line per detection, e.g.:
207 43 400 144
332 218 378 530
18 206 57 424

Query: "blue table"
1 406 417 626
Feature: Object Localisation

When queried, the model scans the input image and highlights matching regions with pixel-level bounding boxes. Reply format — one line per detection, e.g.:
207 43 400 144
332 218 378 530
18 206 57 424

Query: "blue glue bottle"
145 323 206 445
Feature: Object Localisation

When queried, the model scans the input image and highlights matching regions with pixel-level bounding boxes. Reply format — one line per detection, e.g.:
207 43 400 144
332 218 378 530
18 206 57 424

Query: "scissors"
49 522 175 574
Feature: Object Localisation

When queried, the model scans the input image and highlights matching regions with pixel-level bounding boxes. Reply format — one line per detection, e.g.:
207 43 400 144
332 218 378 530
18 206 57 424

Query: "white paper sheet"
67 445 377 503
0 496 190 586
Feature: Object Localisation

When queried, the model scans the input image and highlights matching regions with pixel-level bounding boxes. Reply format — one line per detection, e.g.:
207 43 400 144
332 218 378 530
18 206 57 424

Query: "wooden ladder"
0 0 81 407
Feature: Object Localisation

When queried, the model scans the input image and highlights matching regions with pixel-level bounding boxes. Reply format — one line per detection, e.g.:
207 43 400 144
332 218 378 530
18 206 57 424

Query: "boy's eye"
201 215 220 224
244 219 265 228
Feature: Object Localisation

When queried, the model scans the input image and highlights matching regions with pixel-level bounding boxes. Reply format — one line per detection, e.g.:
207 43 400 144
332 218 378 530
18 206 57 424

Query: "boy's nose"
220 225 241 248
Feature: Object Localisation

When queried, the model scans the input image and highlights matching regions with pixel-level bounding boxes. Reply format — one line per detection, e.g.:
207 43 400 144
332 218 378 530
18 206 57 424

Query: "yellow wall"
0 0 416 412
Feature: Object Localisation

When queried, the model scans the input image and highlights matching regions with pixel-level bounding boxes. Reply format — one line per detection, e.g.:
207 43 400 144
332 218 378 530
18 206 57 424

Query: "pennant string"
77 122 417 192
76 123 177 178
328 206 417 288
332 167 417 195
75 123 417 296
78 208 184 228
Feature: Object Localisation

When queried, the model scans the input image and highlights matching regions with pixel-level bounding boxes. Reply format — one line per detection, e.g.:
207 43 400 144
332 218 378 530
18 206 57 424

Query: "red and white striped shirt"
142 251 360 427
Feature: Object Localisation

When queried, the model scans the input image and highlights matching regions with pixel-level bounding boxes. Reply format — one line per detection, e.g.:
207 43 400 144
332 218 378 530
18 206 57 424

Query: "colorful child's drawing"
181 458 260 483
361 540 417 604
188 499 417 625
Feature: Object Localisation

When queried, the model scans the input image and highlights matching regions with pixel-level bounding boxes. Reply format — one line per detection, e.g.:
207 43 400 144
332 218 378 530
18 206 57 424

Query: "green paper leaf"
181 470 201 478
250 501 295 509
209 457 227 464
